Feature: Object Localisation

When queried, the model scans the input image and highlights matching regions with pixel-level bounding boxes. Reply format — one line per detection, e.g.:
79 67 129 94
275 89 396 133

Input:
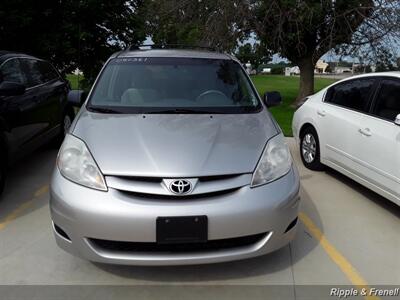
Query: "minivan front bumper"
50 167 300 266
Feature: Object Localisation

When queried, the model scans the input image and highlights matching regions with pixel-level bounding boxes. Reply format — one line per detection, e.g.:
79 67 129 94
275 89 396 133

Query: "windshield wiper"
146 108 221 114
87 106 122 114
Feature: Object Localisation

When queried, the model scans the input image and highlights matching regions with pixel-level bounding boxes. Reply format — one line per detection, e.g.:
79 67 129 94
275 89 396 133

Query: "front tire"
300 126 324 171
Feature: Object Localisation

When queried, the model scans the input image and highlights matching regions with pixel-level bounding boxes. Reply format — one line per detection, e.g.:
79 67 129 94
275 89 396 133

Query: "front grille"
112 176 162 183
89 232 267 254
105 173 251 199
119 187 240 200
113 174 242 183
198 174 242 182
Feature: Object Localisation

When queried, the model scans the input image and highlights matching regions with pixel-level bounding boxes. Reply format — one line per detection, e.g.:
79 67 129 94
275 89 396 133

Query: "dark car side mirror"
0 81 26 97
263 91 282 108
67 90 85 107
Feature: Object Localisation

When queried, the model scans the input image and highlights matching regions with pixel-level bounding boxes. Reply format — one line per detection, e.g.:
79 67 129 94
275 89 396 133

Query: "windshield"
87 57 261 114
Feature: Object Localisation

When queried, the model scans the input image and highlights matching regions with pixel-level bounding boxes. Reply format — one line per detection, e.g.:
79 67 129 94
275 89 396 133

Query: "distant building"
261 68 272 74
284 60 328 76
245 62 252 74
285 66 300 75
334 66 352 74
315 60 329 73
283 60 373 76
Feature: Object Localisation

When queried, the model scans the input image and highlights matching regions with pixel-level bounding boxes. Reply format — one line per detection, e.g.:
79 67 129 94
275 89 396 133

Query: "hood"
72 109 278 177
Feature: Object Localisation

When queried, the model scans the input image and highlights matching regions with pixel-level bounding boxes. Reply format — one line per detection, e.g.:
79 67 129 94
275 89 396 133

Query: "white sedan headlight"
251 134 292 187
57 134 107 191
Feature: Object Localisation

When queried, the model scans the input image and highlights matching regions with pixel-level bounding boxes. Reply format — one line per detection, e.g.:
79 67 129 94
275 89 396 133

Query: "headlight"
57 134 107 191
251 133 292 187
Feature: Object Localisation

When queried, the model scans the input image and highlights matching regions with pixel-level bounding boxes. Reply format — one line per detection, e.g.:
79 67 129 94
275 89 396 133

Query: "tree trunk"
294 58 315 106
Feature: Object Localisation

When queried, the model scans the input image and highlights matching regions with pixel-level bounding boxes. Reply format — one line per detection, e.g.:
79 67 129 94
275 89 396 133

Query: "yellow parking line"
299 212 380 300
0 184 49 231
34 185 49 198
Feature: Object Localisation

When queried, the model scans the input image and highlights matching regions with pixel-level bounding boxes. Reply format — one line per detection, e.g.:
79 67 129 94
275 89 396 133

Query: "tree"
375 47 398 71
353 64 372 73
149 1 399 104
252 0 384 103
0 0 146 85
235 43 272 70
236 44 253 65
145 0 251 52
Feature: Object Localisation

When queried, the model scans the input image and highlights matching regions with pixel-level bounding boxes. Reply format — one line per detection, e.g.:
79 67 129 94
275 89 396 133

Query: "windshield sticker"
114 57 149 63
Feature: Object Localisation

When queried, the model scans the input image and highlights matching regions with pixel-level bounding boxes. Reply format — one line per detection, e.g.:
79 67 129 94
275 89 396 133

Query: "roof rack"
127 44 218 52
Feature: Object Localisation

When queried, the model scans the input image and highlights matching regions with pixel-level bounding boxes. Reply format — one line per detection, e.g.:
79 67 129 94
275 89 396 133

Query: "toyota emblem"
169 180 192 195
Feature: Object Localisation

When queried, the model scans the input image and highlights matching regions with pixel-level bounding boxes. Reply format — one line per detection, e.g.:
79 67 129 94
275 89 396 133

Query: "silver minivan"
50 47 300 265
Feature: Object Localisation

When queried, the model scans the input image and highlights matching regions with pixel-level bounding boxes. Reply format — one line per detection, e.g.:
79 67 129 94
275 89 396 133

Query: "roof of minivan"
114 49 235 61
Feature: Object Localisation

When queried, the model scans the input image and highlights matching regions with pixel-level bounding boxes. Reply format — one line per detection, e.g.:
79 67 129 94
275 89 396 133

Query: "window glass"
88 57 261 114
37 61 59 82
372 79 400 121
325 79 375 112
20 58 45 87
0 58 25 84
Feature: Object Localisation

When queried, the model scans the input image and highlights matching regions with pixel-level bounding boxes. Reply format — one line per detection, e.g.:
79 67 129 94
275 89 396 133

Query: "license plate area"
156 216 208 244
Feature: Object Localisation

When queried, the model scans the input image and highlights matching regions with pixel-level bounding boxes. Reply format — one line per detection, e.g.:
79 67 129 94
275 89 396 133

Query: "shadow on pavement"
0 144 57 221
325 167 400 218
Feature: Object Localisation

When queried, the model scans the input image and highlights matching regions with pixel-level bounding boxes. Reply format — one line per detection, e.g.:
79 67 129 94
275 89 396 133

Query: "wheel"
300 126 325 171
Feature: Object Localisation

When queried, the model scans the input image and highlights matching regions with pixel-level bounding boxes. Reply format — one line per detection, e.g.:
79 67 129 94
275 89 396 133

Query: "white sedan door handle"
359 128 372 137
317 110 326 117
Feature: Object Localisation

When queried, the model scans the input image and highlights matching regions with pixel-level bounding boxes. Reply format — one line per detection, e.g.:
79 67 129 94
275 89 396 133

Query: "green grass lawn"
251 75 336 136
66 74 336 136
66 74 83 90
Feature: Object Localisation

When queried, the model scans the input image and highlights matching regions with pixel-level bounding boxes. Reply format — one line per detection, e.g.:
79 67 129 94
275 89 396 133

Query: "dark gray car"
0 51 73 195
50 48 300 265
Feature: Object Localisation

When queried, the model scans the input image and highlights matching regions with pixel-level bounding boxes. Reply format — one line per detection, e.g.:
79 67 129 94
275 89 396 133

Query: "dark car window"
20 58 56 88
88 57 261 114
20 58 42 87
372 79 400 121
0 58 25 84
38 60 60 82
325 78 375 113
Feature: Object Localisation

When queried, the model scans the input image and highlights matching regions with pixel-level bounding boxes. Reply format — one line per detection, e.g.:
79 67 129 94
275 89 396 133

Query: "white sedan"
292 72 400 206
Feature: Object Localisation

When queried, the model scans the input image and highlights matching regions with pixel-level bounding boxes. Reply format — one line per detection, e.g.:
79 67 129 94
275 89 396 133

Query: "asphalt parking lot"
0 138 398 300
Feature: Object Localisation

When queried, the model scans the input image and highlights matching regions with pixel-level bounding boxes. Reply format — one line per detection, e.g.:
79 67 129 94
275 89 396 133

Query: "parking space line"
299 212 380 300
34 185 49 198
0 185 49 231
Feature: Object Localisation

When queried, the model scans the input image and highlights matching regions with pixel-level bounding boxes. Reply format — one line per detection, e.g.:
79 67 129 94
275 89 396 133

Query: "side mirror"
395 114 400 126
67 90 85 107
0 81 25 97
263 91 282 108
